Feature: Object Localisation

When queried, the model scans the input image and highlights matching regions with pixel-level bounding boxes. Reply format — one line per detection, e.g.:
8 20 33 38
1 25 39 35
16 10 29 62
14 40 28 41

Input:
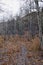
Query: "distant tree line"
0 12 40 37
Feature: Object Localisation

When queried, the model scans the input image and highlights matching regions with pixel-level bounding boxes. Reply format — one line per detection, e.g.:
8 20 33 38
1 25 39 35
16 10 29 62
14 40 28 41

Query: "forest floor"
0 34 43 65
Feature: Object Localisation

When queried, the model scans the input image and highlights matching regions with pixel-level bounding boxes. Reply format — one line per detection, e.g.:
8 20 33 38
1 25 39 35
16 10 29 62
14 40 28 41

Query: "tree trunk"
37 12 43 49
35 0 43 49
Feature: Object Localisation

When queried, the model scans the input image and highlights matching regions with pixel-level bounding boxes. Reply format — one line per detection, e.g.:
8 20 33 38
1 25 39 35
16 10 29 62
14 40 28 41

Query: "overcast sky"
0 0 43 22
0 0 21 21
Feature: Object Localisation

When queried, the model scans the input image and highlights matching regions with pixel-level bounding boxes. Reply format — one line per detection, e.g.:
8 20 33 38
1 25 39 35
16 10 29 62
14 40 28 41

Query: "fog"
0 0 43 22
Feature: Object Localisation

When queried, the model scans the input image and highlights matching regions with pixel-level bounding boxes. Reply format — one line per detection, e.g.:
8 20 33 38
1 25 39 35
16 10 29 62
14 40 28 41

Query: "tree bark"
34 0 43 49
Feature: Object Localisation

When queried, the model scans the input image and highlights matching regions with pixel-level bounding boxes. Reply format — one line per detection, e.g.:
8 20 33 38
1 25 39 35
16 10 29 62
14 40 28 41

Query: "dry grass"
0 35 43 65
0 34 40 51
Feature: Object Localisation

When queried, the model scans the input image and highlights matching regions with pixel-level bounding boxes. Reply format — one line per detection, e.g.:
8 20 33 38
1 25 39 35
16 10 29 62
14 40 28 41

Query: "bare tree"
16 15 24 35
29 0 32 39
7 18 15 35
34 0 43 49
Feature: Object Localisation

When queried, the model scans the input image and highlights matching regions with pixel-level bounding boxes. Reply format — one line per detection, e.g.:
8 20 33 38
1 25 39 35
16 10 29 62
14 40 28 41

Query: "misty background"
0 0 43 22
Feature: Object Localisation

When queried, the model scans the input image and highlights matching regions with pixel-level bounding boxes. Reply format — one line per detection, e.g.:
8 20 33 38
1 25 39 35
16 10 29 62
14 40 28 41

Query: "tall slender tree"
29 0 33 39
34 0 43 49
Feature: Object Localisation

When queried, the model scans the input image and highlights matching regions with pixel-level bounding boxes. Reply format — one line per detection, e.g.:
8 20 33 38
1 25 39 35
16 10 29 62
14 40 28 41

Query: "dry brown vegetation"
0 35 40 51
0 34 43 65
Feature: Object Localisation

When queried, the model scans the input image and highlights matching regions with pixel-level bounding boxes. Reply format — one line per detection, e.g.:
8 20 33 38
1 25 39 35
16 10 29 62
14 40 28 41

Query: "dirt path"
16 45 27 65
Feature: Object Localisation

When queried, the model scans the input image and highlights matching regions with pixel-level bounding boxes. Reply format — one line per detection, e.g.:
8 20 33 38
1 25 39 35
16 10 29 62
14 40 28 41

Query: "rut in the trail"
16 45 27 65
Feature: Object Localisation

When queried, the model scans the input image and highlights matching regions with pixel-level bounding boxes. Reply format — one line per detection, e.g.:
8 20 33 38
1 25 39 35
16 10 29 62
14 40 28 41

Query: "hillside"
0 12 43 65
0 12 39 36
